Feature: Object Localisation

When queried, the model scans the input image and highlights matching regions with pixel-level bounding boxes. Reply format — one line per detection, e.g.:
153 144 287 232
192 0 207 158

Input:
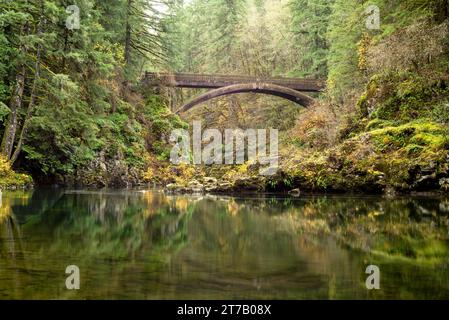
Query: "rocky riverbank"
160 155 449 196
156 120 449 196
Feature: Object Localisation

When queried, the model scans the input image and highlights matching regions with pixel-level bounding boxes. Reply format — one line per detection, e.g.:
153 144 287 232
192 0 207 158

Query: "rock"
234 176 265 191
190 187 204 194
205 186 217 193
216 181 233 192
420 162 437 174
440 178 449 192
384 186 397 198
203 177 218 184
203 176 219 193
410 162 440 190
188 179 203 188
187 180 204 193
288 188 301 197
327 154 344 170
439 200 449 212
73 150 141 188
165 183 184 193
360 133 370 143
99 162 107 172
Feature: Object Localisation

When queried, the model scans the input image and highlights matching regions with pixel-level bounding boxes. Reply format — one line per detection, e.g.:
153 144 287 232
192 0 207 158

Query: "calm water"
0 188 449 299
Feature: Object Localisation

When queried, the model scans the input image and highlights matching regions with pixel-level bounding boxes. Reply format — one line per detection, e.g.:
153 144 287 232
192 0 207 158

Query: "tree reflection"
0 190 448 299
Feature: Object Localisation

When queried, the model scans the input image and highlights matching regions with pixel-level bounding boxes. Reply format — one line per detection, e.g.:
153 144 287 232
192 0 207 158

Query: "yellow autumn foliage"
0 156 33 189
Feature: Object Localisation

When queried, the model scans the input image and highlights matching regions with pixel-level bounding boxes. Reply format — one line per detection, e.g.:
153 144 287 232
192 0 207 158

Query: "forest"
0 0 448 195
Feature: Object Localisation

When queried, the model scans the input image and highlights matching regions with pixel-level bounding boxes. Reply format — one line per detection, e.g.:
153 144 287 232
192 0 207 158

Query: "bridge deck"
143 72 325 92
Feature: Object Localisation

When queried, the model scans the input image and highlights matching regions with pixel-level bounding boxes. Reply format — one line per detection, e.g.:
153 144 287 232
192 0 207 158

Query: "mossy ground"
275 119 449 194
0 156 33 189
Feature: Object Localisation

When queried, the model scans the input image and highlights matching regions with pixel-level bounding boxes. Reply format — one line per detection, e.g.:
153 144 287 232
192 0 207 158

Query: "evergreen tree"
289 0 334 78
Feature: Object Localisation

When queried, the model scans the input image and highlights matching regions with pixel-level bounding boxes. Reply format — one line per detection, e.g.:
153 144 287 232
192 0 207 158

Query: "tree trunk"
125 0 133 65
1 27 27 160
444 0 448 20
435 0 449 22
1 67 25 159
11 7 44 164
62 28 68 70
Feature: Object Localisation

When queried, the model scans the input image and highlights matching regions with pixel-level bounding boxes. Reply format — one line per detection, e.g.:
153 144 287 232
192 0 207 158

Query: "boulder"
165 183 184 193
203 177 218 184
440 178 449 192
187 180 204 193
234 176 265 191
203 177 219 193
288 188 301 197
216 181 233 192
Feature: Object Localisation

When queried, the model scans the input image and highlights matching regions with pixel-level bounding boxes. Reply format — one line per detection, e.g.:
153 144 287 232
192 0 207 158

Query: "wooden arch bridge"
142 72 325 113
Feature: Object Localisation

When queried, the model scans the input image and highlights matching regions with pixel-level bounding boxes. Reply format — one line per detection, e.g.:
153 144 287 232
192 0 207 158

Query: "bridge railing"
143 72 325 91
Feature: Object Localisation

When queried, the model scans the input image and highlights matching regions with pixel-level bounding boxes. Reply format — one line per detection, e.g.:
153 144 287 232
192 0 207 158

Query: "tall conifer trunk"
1 23 28 159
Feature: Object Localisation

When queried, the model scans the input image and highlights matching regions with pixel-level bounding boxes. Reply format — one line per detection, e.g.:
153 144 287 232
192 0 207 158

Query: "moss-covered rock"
358 72 449 123
274 117 449 194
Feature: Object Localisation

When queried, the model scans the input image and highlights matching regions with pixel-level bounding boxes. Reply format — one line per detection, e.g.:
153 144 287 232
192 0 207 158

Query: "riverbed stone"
288 188 301 197
214 181 232 192
234 176 265 191
203 177 218 184
166 183 184 193
187 180 204 193
202 176 219 193
440 178 449 192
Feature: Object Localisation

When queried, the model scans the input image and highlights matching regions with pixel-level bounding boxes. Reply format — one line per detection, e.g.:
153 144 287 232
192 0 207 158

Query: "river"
0 188 448 299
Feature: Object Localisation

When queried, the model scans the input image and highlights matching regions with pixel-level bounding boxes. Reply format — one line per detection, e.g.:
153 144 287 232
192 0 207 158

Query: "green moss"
365 119 396 131
144 94 188 160
369 120 448 154
359 72 449 122
356 92 369 117
403 144 425 155
431 102 449 124
409 132 446 149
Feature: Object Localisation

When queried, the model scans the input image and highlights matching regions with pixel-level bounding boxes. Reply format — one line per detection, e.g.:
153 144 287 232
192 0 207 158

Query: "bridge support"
176 83 315 114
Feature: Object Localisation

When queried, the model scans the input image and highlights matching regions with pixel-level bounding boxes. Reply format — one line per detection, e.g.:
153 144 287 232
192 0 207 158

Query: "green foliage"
0 0 165 184
358 72 449 122
326 0 447 98
369 120 449 154
431 102 449 124
0 102 10 123
162 0 245 74
326 0 365 97
144 94 188 160
289 0 334 78
1 0 448 190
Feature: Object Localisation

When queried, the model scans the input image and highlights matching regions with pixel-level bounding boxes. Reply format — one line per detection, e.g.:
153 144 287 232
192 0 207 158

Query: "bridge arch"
176 83 315 114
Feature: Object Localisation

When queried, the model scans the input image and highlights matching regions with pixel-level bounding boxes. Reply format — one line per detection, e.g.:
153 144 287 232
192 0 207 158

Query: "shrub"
0 156 33 189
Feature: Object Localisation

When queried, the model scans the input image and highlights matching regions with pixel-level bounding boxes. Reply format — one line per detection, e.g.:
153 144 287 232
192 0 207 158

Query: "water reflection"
0 189 448 299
